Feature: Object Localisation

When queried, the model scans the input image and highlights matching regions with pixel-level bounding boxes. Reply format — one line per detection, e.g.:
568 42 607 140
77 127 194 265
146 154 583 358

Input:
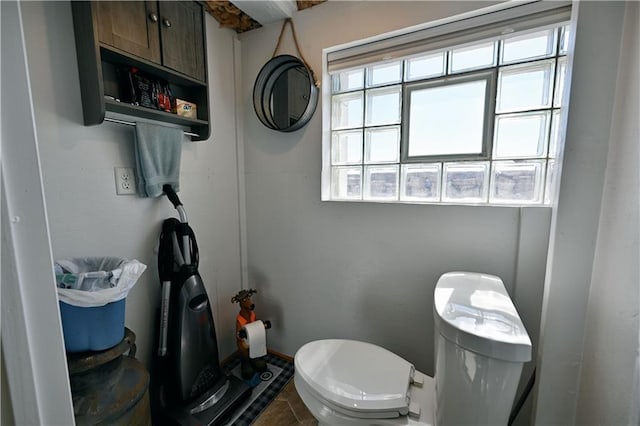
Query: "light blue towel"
134 122 183 197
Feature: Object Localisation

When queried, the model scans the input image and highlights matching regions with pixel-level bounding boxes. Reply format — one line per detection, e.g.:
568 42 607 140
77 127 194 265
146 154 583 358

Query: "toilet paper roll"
242 320 267 359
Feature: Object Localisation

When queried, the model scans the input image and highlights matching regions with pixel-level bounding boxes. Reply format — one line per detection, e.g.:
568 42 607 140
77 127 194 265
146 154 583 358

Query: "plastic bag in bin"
55 257 146 307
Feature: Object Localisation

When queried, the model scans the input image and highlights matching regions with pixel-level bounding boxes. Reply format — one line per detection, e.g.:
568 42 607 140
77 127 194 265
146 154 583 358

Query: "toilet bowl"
295 339 436 425
294 272 532 426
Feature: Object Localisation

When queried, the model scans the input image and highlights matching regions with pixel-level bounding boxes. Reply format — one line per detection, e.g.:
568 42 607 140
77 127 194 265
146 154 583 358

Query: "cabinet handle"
162 18 172 28
148 12 158 23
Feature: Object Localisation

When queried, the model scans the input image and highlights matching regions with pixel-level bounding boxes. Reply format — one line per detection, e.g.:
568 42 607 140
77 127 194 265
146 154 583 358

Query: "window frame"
401 69 497 163
321 1 572 206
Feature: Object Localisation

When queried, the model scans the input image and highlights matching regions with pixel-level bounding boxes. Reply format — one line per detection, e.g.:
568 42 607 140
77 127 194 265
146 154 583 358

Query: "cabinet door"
96 1 161 64
158 2 206 82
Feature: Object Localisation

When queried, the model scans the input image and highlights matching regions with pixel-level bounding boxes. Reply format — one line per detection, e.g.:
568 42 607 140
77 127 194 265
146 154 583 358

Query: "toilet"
294 272 532 426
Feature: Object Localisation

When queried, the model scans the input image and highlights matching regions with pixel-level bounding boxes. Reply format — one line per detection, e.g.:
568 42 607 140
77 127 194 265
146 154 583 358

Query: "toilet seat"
295 339 418 419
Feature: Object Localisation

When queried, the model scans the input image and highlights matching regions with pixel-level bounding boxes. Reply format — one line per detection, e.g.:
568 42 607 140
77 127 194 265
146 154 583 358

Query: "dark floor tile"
252 400 299 426
253 380 317 425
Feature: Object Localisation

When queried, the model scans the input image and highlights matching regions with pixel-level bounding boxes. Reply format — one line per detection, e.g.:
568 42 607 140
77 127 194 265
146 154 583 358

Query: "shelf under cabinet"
105 99 209 140
105 99 208 127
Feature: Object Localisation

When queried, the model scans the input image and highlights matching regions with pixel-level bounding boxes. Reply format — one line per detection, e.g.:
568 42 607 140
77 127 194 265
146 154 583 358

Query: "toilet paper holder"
232 289 273 379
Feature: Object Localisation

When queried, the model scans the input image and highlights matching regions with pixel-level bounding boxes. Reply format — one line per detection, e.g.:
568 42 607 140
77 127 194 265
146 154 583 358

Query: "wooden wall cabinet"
72 1 210 140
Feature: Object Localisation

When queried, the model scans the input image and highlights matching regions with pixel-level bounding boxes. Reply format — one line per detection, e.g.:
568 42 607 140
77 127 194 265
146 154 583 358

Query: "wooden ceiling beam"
204 0 326 33
233 0 297 25
297 1 326 11
203 1 262 33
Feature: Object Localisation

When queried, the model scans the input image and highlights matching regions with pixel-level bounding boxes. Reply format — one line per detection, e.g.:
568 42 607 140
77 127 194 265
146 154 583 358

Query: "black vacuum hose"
508 368 536 426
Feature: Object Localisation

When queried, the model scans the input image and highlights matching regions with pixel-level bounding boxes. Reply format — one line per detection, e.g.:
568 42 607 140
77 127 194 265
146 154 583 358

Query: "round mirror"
253 55 319 132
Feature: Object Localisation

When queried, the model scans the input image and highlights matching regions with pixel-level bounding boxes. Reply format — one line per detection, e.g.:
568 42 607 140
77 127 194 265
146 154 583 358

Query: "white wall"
17 1 636 423
534 1 630 424
575 2 640 424
1 1 75 423
239 1 550 398
19 1 245 367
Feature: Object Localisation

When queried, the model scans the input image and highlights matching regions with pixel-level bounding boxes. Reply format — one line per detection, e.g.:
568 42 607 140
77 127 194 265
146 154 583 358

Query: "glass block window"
325 22 571 206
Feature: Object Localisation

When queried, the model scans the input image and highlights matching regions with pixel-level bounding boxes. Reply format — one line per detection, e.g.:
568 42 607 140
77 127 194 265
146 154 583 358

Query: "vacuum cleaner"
152 184 250 425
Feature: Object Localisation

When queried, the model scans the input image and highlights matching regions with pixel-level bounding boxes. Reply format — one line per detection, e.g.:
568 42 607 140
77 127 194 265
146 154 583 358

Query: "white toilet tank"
433 272 532 426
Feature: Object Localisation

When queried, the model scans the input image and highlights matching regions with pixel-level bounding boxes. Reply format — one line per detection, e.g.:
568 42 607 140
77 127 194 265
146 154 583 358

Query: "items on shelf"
175 99 197 118
118 67 177 113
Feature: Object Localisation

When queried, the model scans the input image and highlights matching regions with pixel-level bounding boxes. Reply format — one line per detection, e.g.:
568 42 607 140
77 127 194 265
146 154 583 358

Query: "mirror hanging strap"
272 18 319 87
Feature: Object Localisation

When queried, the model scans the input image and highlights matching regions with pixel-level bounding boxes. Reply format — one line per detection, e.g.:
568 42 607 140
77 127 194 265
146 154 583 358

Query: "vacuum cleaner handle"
163 184 182 208
158 280 172 357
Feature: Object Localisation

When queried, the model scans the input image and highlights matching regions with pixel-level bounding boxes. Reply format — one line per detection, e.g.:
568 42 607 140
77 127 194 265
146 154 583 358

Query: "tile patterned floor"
251 380 317 426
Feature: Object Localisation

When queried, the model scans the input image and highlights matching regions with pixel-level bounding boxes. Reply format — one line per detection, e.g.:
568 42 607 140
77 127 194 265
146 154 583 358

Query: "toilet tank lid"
434 272 532 363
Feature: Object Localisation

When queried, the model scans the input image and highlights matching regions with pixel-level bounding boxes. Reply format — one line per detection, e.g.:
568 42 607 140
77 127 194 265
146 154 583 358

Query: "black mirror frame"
253 54 319 133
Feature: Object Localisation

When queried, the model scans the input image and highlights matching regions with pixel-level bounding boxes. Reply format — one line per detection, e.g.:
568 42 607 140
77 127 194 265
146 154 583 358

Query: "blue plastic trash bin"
59 299 126 352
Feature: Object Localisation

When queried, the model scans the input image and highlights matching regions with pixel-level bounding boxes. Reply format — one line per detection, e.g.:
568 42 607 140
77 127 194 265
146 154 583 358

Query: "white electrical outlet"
114 167 136 195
